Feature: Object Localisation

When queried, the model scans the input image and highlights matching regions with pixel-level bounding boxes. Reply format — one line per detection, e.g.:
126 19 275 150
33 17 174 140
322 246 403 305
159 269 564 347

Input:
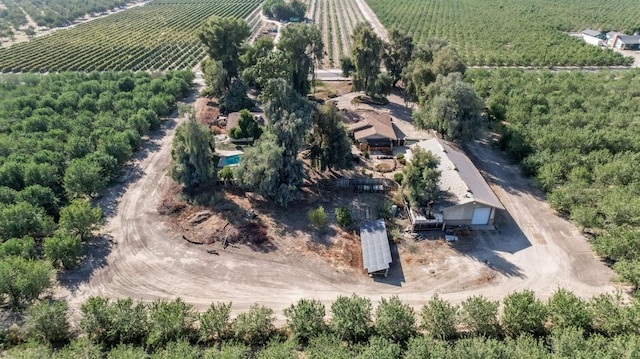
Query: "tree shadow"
449 210 530 278
373 243 405 287
58 234 115 294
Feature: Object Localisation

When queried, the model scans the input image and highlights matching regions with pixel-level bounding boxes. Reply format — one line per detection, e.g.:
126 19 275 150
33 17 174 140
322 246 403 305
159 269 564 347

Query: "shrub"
362 150 370 159
308 206 327 228
43 230 82 269
233 304 275 345
218 166 234 181
375 163 393 173
393 172 404 185
25 301 69 345
335 207 352 228
330 294 372 342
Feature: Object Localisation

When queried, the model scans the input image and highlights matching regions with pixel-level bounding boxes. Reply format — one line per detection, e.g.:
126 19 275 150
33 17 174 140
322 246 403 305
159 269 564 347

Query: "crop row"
0 0 262 72
308 0 367 68
365 0 640 66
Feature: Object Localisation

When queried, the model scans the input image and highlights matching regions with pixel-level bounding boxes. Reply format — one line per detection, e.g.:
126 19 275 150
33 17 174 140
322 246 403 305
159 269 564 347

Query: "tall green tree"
330 294 372 342
228 109 262 140
374 295 416 344
351 23 384 97
201 59 228 97
43 230 82 269
0 201 54 240
284 298 326 343
63 157 108 198
240 36 275 69
59 198 102 241
233 304 275 345
198 16 250 81
420 293 458 340
199 302 232 343
278 24 323 95
384 27 414 87
413 72 484 142
402 147 440 208
147 298 197 349
170 117 215 189
309 104 352 171
547 288 592 331
0 256 54 308
458 295 500 337
25 300 69 345
501 290 548 337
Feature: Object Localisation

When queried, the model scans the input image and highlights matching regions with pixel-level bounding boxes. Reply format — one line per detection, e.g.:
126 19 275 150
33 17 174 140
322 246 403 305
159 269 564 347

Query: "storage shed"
407 139 504 228
360 219 392 277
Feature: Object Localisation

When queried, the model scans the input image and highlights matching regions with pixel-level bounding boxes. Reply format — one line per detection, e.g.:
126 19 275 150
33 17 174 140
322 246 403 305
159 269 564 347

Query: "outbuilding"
360 219 392 277
581 29 605 46
407 138 504 229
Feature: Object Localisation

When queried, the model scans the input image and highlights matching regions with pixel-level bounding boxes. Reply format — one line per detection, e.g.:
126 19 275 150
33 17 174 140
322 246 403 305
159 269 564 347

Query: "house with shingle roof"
407 138 504 229
346 110 398 151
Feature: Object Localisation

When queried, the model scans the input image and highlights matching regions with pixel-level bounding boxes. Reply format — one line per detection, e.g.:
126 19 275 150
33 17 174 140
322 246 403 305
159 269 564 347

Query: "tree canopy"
351 23 385 97
278 24 324 95
198 16 251 81
402 147 440 208
170 116 215 189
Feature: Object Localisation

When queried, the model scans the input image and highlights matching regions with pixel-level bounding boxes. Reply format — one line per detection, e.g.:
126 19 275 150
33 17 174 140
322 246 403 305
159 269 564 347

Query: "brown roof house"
407 138 504 229
346 110 397 151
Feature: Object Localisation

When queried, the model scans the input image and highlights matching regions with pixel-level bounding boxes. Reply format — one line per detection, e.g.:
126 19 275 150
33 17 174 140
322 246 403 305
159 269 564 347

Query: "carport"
360 219 392 277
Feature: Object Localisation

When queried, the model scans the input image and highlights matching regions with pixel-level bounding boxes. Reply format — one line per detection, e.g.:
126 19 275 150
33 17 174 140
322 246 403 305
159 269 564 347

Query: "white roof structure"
360 219 392 274
409 138 504 209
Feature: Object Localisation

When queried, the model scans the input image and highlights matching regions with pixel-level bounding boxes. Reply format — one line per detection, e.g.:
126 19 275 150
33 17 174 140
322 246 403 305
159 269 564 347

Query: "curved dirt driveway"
57 85 619 320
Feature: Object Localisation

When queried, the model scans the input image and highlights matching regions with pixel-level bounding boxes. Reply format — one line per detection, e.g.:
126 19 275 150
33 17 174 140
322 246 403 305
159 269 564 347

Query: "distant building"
346 110 398 151
581 29 605 46
612 34 640 50
407 138 504 229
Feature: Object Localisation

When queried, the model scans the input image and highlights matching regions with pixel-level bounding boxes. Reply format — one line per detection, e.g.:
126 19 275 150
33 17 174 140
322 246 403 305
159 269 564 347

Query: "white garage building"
408 138 504 228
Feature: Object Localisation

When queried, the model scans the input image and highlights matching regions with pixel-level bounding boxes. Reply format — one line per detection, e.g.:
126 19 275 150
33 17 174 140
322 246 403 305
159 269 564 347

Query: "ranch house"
407 138 504 230
346 110 398 152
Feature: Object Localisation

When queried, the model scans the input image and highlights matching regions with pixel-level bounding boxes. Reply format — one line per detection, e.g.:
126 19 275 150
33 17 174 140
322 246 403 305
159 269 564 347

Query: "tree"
217 166 234 183
25 300 69 345
284 298 326 343
335 207 352 228
170 117 215 189
0 201 54 240
458 295 500 337
402 147 440 208
80 297 149 347
501 290 547 337
199 302 232 343
0 256 54 308
43 230 82 269
203 342 250 359
147 298 197 349
374 295 416 344
588 292 635 336
330 294 372 342
198 16 250 81
309 104 352 171
614 260 640 290
240 36 275 69
228 109 262 140
420 293 458 340
201 59 228 97
63 157 107 198
432 47 466 77
220 79 253 113
233 304 275 345
351 23 384 97
384 27 414 87
0 236 36 259
59 199 102 241
357 336 402 359
262 0 306 20
150 339 202 359
17 184 59 217
278 24 323 95
547 288 592 331
241 51 290 90
340 55 354 77
413 72 484 142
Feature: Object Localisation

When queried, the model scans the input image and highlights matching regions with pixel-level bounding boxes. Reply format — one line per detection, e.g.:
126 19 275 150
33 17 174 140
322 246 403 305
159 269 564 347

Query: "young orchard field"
305 0 365 68
0 0 261 72
365 0 640 66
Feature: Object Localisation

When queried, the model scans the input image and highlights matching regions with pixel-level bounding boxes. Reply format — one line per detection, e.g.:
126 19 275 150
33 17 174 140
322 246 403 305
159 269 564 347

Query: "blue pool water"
223 155 241 166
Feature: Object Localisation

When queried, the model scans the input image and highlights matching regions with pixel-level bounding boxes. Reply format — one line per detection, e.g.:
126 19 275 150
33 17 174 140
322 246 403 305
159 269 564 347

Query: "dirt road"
57 86 618 320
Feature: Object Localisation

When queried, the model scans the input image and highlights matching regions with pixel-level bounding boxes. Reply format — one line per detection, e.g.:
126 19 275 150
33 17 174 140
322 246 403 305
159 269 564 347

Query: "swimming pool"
222 154 241 166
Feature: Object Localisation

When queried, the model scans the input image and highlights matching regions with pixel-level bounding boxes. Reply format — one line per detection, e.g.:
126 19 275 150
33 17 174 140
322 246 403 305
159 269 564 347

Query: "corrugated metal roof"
409 139 504 210
360 219 392 273
618 34 640 45
582 29 602 38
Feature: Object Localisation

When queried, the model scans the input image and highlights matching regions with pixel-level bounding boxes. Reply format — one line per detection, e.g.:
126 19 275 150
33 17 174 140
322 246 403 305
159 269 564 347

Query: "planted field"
366 0 640 66
306 0 365 68
0 0 261 72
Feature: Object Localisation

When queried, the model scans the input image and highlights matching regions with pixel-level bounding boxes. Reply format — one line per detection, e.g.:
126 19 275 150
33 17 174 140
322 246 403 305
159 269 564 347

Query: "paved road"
315 69 350 81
